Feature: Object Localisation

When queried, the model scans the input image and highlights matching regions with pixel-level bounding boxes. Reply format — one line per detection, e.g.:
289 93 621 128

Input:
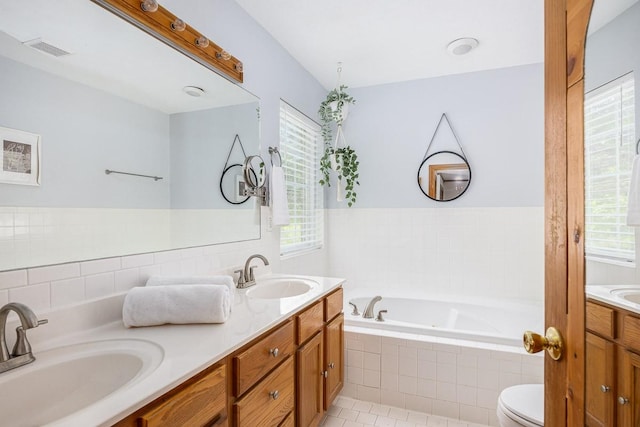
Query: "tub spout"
362 296 382 319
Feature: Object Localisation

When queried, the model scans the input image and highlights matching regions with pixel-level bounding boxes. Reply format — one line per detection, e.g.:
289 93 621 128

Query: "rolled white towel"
122 284 230 328
145 275 236 307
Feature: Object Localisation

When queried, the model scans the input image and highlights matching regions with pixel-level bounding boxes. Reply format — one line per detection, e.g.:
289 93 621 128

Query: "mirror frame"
416 150 471 202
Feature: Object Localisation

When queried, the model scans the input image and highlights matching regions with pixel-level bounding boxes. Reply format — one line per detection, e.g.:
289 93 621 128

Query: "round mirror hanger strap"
421 113 468 162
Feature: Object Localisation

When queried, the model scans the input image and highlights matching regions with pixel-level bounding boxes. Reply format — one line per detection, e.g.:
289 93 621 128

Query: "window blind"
584 73 635 262
279 100 324 256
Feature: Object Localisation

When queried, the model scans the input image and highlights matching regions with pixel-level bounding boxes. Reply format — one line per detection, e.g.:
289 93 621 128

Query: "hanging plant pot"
328 100 349 123
318 85 360 207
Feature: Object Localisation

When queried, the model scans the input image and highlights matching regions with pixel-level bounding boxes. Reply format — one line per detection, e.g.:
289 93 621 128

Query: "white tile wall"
327 207 544 302
343 330 544 427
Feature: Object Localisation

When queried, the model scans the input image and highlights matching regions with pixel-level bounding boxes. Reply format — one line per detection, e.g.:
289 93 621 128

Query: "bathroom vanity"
113 285 343 427
0 275 344 427
585 286 640 426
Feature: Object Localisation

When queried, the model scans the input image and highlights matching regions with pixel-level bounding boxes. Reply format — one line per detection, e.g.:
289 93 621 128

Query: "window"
584 72 635 262
279 100 324 257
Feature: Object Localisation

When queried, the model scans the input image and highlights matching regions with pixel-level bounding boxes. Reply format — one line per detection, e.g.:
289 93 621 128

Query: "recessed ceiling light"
447 38 479 56
182 86 205 97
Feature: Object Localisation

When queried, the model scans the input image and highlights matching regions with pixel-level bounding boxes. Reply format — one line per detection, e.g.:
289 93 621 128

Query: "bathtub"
341 295 544 425
346 296 543 347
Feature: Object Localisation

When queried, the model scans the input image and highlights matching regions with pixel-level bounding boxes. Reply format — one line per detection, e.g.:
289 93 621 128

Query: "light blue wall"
0 56 171 209
325 63 545 208
169 102 259 209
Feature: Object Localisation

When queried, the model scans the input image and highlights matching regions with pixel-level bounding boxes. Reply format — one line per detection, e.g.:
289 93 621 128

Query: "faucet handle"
11 318 47 357
376 310 387 322
234 269 245 287
348 302 360 316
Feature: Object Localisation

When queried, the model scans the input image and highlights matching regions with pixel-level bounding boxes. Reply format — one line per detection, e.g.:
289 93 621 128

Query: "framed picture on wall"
0 126 41 186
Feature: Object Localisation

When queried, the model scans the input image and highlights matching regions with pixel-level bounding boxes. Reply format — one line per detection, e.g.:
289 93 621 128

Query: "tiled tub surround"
341 328 543 427
326 207 544 302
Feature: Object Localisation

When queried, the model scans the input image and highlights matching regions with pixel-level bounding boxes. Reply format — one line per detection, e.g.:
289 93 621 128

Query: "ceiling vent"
23 38 71 57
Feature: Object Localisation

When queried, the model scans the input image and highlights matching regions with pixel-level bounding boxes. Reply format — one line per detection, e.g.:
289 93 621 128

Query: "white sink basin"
611 288 640 304
0 339 163 426
246 277 317 299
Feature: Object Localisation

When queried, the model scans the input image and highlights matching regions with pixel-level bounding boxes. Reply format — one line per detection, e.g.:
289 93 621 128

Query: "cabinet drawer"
324 287 343 322
138 364 226 427
297 300 324 344
586 301 615 339
234 320 294 396
622 314 640 353
234 356 294 427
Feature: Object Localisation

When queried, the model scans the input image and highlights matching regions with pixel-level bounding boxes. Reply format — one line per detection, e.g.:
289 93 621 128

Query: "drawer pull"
328 362 335 369
322 370 328 378
269 347 279 357
618 396 629 405
269 390 280 400
601 385 610 393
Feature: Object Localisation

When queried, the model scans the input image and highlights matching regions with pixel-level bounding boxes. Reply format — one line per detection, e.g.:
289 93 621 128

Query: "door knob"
523 327 564 360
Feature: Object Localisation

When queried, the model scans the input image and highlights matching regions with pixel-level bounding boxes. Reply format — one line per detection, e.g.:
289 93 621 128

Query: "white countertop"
2 274 345 427
586 284 640 315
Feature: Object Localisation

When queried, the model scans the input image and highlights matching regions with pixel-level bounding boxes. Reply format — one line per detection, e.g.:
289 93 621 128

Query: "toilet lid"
499 384 544 426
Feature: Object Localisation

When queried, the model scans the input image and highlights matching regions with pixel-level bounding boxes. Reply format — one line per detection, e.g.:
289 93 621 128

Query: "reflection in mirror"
243 155 267 189
417 151 471 202
220 164 252 205
584 0 639 284
0 0 260 271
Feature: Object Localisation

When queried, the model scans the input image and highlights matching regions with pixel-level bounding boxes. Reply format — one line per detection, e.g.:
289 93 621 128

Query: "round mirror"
219 163 254 205
243 155 266 189
417 151 471 202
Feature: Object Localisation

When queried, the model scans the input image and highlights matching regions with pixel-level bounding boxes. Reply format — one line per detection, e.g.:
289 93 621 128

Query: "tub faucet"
0 302 48 374
239 254 270 288
362 296 382 319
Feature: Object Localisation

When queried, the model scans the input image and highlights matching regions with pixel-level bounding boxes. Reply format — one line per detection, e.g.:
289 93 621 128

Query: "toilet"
496 384 544 427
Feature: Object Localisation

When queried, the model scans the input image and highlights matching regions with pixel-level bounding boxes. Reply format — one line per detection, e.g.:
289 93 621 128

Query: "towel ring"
268 146 282 167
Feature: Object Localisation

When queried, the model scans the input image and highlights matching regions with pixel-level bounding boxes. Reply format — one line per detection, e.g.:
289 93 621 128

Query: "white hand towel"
628 155 640 226
122 284 230 328
145 275 235 307
269 165 290 226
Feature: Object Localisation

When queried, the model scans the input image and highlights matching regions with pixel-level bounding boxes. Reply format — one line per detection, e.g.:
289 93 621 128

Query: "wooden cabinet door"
585 333 615 427
324 313 344 410
617 350 640 426
296 331 324 427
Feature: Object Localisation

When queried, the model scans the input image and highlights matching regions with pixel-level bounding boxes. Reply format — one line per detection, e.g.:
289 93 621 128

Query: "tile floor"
323 396 490 427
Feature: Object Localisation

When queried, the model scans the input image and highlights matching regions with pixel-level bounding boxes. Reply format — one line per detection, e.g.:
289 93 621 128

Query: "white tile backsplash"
0 269 27 290
28 263 80 285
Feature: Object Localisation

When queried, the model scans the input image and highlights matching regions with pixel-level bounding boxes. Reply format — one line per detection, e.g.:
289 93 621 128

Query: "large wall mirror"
584 0 639 423
0 0 261 271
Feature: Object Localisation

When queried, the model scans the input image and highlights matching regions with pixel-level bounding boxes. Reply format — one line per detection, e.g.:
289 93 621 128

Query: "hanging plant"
318 85 360 207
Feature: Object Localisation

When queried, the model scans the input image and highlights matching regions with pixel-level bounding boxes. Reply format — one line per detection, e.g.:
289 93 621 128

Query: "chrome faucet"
237 254 270 288
362 296 382 319
0 302 48 374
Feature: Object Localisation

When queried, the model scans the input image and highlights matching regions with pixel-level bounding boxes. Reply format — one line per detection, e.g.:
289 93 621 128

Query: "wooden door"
324 313 344 409
585 333 615 426
296 331 324 427
544 0 593 425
